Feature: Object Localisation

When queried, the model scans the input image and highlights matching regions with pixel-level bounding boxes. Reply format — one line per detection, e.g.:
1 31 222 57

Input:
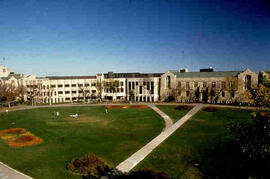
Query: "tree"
227 83 270 178
129 90 135 101
78 85 91 102
17 84 26 103
27 83 42 106
96 80 104 101
225 77 238 102
162 82 184 102
246 84 270 108
0 82 19 108
228 112 270 178
259 75 270 88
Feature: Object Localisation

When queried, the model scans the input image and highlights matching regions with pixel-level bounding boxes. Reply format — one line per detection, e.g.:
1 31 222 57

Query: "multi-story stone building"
0 64 262 104
160 68 258 103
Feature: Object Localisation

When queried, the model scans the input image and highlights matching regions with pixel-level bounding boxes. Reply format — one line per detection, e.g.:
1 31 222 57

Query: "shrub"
67 154 108 178
203 107 217 112
175 105 189 110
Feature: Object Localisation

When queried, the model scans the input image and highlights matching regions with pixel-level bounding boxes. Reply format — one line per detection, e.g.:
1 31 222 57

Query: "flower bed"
203 107 218 112
174 105 189 110
0 128 42 147
106 105 147 109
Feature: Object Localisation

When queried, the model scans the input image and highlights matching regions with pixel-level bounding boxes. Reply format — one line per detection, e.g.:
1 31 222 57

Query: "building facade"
160 68 258 103
0 65 262 104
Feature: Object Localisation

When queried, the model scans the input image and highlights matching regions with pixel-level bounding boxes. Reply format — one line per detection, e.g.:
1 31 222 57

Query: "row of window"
128 81 155 94
104 81 124 86
105 88 124 93
178 81 226 88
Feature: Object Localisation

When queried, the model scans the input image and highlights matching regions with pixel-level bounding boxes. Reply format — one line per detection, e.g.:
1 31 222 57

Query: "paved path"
147 104 173 129
116 104 204 173
0 162 32 179
1 102 267 113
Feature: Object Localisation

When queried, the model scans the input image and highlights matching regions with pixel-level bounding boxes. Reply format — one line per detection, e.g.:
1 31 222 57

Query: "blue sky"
0 0 269 76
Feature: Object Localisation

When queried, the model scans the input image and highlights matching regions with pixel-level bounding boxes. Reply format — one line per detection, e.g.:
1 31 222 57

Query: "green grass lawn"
135 107 254 178
0 106 164 179
156 105 193 122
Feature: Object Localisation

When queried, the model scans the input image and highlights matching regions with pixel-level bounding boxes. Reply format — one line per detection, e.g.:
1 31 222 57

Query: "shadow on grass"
195 141 270 179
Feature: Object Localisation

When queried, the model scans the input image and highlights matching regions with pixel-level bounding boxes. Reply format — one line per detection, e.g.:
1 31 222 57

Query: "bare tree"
96 80 104 101
27 83 42 106
0 82 19 108
78 84 91 102
18 84 26 103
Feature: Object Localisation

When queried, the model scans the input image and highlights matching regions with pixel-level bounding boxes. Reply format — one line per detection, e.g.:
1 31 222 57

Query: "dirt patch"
106 105 147 109
174 105 189 110
203 107 218 112
65 115 105 124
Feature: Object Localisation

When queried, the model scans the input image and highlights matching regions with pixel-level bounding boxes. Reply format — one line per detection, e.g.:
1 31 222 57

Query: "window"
151 81 154 94
65 84 70 87
194 82 198 87
65 97 70 100
78 84 83 87
203 82 207 87
167 76 171 89
139 86 142 94
79 90 83 93
72 91 76 94
222 91 225 97
212 82 216 88
132 82 135 90
245 75 251 90
128 82 131 89
85 83 90 87
71 84 76 87
65 91 70 94
186 82 189 89
58 85 63 88
51 85 56 88
186 91 189 97
147 82 150 90
121 88 124 92
120 82 124 86
58 91 63 94
136 82 138 86
92 83 96 86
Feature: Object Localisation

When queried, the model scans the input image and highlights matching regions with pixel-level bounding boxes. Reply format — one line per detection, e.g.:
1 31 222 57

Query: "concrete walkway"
147 104 173 129
116 104 204 173
0 162 33 179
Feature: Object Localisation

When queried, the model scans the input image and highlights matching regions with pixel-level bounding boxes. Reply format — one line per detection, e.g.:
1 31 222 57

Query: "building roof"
0 73 24 80
104 72 163 78
46 76 97 80
171 71 242 78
